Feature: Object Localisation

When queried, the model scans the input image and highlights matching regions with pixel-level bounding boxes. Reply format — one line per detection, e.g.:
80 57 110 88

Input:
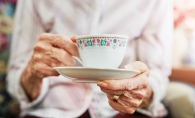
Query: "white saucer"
53 67 140 82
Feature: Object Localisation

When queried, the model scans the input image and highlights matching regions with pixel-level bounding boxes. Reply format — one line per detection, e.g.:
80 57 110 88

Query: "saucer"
53 67 140 82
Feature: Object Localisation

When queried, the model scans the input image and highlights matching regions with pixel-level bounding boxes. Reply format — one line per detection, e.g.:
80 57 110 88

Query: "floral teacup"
74 34 129 68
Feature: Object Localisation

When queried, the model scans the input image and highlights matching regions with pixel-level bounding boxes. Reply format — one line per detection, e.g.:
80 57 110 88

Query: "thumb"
125 61 149 76
70 35 77 42
97 61 149 90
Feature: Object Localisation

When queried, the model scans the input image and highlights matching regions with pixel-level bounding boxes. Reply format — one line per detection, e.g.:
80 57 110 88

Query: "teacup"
73 34 129 68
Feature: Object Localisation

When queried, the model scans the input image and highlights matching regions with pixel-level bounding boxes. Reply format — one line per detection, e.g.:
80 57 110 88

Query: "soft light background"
173 0 195 67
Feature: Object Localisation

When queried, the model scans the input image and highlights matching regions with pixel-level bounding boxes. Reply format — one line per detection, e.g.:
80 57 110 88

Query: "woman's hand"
97 61 153 114
21 33 78 101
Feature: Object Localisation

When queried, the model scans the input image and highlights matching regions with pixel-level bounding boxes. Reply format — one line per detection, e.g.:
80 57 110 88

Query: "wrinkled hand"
97 61 153 114
21 33 78 100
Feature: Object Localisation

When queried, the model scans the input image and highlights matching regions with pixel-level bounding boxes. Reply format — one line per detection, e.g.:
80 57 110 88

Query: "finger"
34 53 65 67
34 40 51 53
107 94 141 108
101 88 147 100
100 88 124 96
108 99 127 113
70 36 77 42
125 61 149 76
120 112 125 115
98 74 148 90
50 34 79 56
103 89 143 100
120 95 142 108
50 47 76 66
126 89 147 100
39 33 79 57
33 63 59 77
108 99 136 114
34 43 73 66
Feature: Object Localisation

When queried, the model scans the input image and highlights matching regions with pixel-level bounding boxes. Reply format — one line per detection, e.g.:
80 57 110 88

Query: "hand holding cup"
21 33 79 100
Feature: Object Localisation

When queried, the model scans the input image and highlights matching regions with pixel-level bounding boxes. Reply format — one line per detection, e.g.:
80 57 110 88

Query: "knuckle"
132 102 140 108
51 36 65 47
54 34 64 39
33 64 41 72
115 90 123 95
125 108 135 114
100 88 106 93
63 38 70 46
108 100 113 106
39 33 48 41
142 76 148 87
138 75 148 88
34 43 44 51
123 91 132 98
50 48 75 66
134 61 149 73
107 94 113 100
125 81 132 90
137 93 145 99
144 81 148 87
106 94 110 98
112 82 122 90
33 55 42 62
49 48 55 56
48 48 57 59
133 91 145 99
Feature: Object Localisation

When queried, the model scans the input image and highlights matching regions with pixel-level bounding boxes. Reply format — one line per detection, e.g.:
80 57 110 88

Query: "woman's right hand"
21 33 79 101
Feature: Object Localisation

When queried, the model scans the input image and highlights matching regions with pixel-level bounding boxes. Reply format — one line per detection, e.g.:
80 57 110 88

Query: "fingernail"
97 82 107 87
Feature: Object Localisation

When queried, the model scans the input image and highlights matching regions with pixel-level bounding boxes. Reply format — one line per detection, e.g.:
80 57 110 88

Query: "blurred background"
0 0 195 117
0 0 20 118
173 0 195 67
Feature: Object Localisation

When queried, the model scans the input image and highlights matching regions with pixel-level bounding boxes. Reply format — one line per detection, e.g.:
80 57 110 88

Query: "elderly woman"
6 0 194 118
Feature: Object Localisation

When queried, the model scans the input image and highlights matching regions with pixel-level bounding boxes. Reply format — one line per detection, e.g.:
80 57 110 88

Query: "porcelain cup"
74 34 129 68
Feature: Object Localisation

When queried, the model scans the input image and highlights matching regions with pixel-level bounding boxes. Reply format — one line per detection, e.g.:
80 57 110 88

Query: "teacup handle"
72 56 84 66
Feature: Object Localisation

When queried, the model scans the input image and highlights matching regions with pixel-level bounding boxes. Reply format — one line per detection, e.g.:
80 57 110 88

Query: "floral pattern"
77 37 126 49
0 2 20 118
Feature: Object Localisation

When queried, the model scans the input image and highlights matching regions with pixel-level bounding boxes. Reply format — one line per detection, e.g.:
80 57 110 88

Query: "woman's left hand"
97 61 153 114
